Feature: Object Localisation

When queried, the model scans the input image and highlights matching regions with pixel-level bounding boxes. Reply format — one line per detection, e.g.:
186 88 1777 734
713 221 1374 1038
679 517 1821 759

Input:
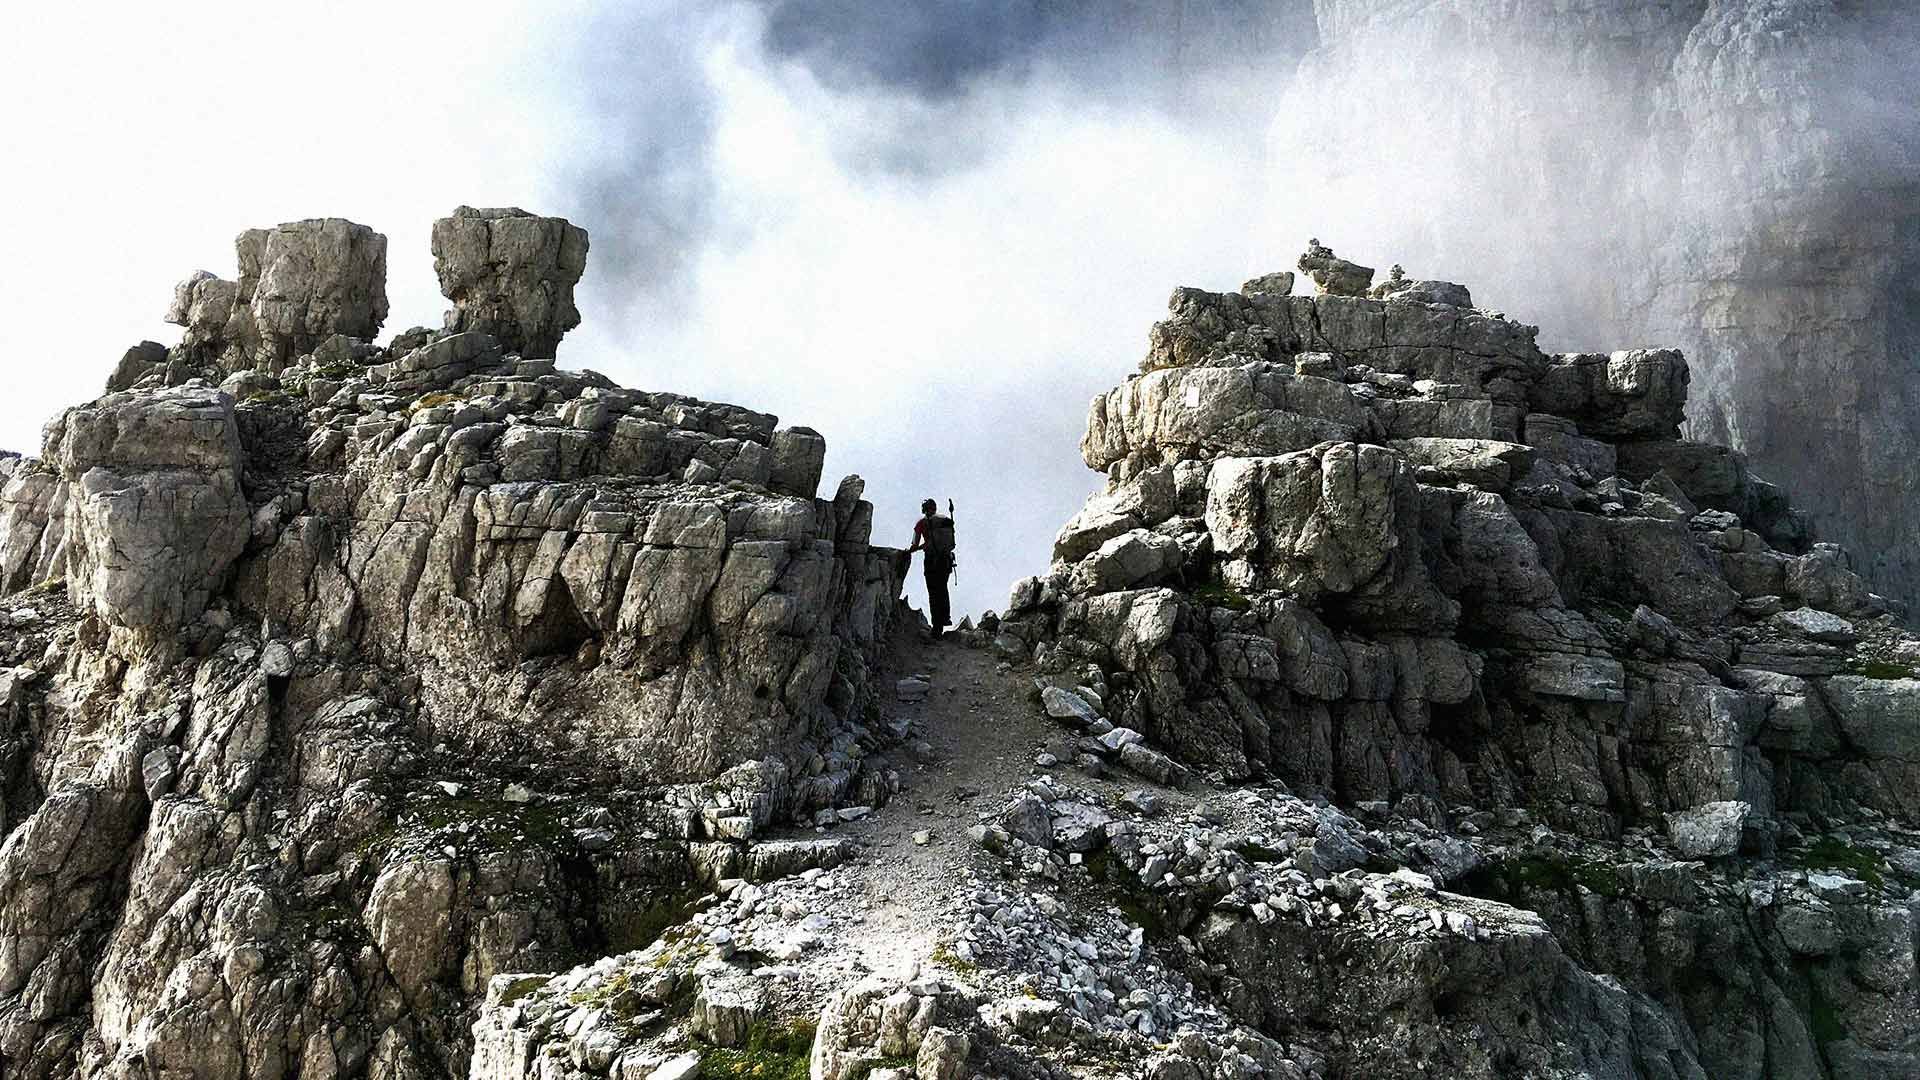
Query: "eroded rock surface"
5 205 1918 1080
0 210 902 1076
471 254 1916 1080
998 251 1920 1078
432 206 589 360
165 218 391 374
1285 0 1920 612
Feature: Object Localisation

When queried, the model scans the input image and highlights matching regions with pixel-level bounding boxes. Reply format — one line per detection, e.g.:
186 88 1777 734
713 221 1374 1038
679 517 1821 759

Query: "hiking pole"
948 498 958 585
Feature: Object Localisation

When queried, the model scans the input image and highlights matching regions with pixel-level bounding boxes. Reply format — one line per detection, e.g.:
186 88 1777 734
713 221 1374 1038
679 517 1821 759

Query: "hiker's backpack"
925 514 956 558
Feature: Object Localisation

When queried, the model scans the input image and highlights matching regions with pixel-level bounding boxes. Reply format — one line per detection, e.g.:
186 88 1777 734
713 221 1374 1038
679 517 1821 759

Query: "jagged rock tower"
0 210 904 1073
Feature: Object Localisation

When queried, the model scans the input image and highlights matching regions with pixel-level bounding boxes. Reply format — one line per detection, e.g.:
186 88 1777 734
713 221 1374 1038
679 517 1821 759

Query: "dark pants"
924 554 952 631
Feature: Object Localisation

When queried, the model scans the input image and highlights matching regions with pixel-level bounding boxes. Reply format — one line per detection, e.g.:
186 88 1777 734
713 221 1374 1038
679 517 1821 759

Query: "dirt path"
827 634 1053 977
819 627 1208 983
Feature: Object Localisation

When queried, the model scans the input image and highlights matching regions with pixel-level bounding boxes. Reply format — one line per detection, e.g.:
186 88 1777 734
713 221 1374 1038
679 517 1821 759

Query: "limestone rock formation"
0 210 901 1075
48 384 250 649
6 201 1919 1078
1295 239 1372 297
431 206 589 360
1282 0 1920 612
1002 252 1920 1077
164 217 390 373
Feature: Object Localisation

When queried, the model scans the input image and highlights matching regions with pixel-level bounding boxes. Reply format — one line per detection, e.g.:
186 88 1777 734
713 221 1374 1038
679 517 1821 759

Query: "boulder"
1205 443 1453 629
232 218 389 370
1041 686 1100 726
1533 351 1689 439
106 341 170 393
1069 528 1183 594
1297 239 1374 296
1391 437 1533 490
1665 800 1750 858
1083 361 1373 471
769 427 827 497
432 206 588 359
46 386 250 635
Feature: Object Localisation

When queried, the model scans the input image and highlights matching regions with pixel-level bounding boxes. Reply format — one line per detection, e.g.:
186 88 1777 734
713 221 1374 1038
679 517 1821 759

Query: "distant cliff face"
1281 0 1920 610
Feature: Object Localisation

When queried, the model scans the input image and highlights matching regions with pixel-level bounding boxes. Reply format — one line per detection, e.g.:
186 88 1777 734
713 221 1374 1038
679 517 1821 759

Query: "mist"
5 1 1915 619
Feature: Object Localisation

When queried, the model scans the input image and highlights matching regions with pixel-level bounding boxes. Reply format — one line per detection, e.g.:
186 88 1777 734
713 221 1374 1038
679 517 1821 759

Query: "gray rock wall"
1005 251 1920 1075
1283 0 1920 611
0 211 905 1076
432 206 589 360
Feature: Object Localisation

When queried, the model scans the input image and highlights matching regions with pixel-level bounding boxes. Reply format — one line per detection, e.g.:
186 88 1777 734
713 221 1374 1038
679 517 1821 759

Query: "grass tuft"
1792 837 1885 888
701 1021 817 1080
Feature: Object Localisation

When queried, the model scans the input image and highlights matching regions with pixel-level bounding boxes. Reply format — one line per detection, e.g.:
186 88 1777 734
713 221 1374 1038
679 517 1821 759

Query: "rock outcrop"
165 217 390 373
1280 0 1920 613
0 210 902 1074
5 201 1917 1080
999 245 1920 1077
431 206 589 360
464 250 1916 1080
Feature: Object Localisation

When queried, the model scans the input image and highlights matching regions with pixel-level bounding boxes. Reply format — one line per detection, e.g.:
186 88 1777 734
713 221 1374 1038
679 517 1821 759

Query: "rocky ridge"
989 245 1920 1077
465 249 1916 1080
1281 0 1920 613
1 215 1917 1080
0 209 904 1075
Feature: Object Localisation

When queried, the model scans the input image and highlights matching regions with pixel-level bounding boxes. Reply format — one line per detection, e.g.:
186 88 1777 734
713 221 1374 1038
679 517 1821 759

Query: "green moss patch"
605 888 705 954
498 974 552 1007
700 1021 817 1080
1455 852 1626 904
1849 659 1919 680
1791 837 1885 888
408 793 573 851
310 358 361 380
411 390 466 411
928 942 979 975
1192 583 1253 612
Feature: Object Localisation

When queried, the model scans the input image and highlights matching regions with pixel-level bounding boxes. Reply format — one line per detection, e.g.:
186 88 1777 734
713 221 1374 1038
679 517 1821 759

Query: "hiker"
908 498 956 638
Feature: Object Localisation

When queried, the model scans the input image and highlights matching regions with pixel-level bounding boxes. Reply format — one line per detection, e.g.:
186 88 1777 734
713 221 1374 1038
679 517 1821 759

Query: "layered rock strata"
998 245 1920 1075
0 211 902 1075
1283 0 1920 612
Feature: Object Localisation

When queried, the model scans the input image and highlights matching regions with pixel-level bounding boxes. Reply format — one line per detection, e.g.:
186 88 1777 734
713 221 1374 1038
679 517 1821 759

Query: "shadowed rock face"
1004 248 1920 1077
0 211 903 1074
1286 0 1920 612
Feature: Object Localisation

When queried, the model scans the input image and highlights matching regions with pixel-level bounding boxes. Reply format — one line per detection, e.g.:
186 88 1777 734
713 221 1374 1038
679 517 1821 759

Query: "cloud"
748 0 1315 110
568 29 1305 618
17 0 1911 621
0 0 551 452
